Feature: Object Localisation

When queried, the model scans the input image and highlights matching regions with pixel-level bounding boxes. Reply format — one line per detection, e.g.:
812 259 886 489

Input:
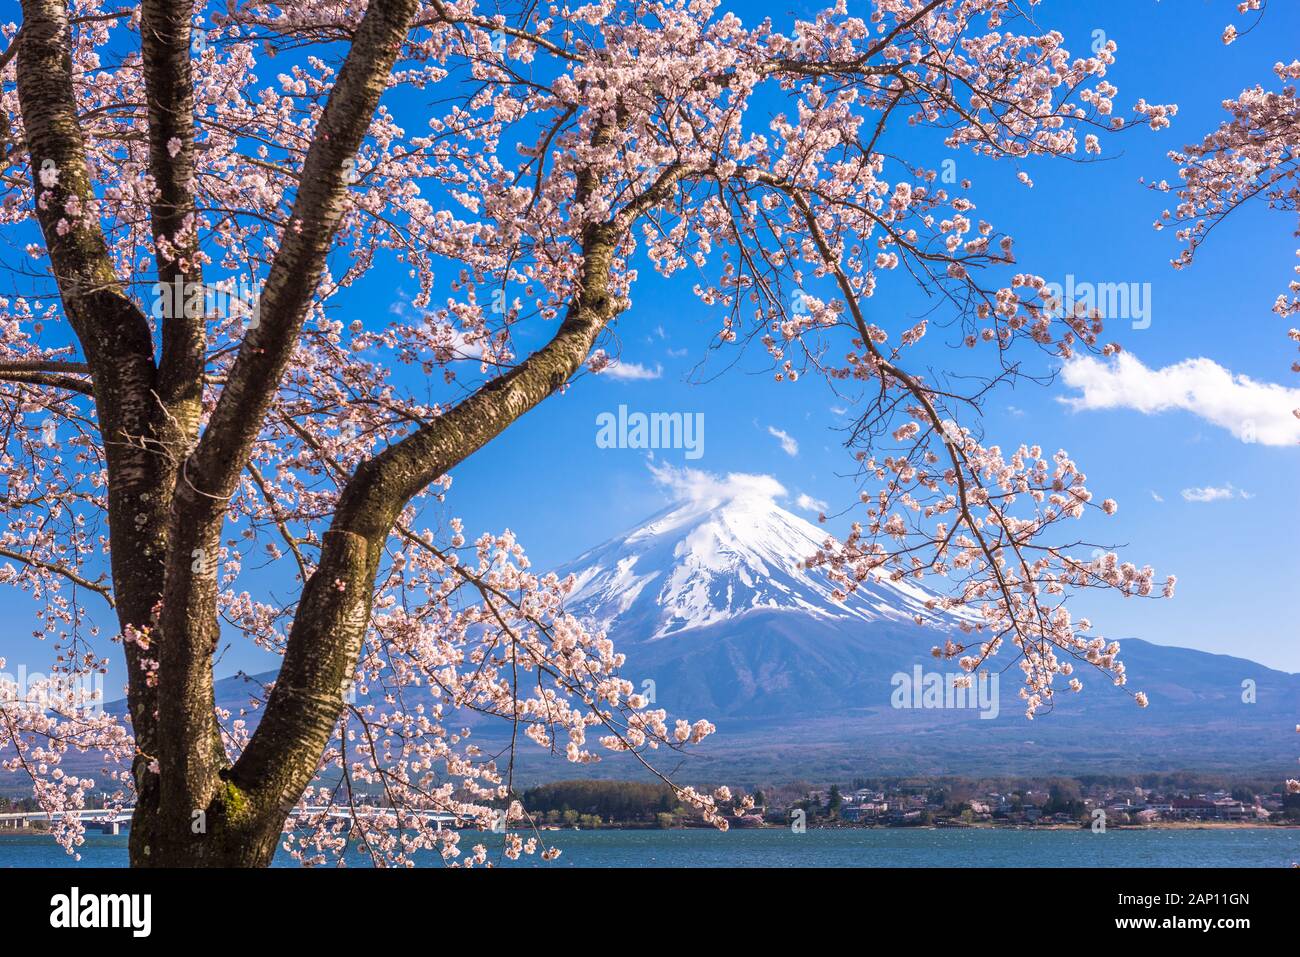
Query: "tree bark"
15 0 175 864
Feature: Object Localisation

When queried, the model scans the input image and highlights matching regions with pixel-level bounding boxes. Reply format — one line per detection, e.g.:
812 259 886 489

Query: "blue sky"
2 0 1298 696
438 0 1300 672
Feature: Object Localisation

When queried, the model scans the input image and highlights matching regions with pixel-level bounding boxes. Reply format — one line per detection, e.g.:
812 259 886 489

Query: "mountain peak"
557 467 939 641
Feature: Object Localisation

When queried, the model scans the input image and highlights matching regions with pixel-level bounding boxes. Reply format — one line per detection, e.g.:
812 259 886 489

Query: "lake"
1 827 1297 867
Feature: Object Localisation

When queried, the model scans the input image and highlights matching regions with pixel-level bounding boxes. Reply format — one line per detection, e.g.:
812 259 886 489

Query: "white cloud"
424 320 485 361
795 492 828 514
1060 353 1300 446
649 461 786 504
1180 483 1251 503
767 426 799 456
648 464 832 519
600 360 663 381
1150 490 1164 503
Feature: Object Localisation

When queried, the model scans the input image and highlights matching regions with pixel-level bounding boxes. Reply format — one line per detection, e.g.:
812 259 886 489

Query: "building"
1170 798 1218 819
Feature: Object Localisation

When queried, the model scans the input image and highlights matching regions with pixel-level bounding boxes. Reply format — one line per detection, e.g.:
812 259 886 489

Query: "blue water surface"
2 827 1296 868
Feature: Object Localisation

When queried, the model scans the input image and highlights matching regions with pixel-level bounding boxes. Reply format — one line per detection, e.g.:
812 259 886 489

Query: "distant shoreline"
793 820 1299 831
5 816 1294 832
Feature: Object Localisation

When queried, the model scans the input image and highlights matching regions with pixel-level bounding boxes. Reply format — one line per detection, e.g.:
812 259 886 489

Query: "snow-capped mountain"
68 475 1299 788
535 473 1300 778
544 473 969 721
556 479 941 642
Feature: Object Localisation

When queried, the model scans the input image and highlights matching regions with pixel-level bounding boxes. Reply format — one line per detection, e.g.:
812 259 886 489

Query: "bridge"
0 809 132 835
0 806 463 836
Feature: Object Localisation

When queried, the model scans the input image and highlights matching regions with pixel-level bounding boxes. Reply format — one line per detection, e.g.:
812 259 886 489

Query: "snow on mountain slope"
554 471 942 641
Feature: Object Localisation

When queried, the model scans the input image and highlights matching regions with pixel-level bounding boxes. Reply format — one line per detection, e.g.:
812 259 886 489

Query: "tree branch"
0 545 115 607
16 2 171 803
182 0 421 508
150 0 422 847
0 370 94 394
141 0 204 438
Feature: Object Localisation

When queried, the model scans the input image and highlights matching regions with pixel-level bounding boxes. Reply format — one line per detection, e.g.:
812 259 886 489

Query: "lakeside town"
4 776 1298 835
512 777 1300 831
778 782 1297 829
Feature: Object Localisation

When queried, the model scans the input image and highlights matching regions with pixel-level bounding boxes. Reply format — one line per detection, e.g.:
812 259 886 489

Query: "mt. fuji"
546 468 965 721
74 469 1300 786
556 470 940 642
536 467 1300 777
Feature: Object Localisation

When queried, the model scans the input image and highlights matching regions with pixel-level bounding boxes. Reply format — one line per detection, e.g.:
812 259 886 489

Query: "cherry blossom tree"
1152 0 1298 795
0 0 1173 867
1155 1 1297 320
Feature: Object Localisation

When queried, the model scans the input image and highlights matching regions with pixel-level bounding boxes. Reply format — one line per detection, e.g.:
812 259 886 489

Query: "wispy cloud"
1060 353 1300 446
1180 483 1251 503
600 360 663 381
1150 490 1164 503
390 292 485 361
767 425 799 456
795 492 828 514
649 461 786 503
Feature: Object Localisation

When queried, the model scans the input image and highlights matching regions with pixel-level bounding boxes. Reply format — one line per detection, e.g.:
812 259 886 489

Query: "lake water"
1 827 1297 867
